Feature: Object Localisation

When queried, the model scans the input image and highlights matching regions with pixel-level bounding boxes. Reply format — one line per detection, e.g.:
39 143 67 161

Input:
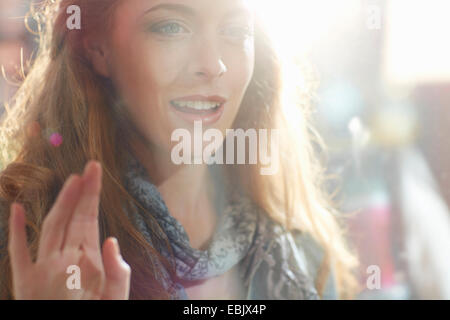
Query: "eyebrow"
223 6 254 20
143 3 253 20
143 3 196 17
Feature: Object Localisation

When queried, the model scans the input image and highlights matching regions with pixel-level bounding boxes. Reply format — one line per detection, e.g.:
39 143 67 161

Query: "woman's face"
101 0 255 159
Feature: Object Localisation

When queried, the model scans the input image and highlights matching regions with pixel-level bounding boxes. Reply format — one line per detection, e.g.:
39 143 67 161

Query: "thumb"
8 203 32 294
101 237 131 300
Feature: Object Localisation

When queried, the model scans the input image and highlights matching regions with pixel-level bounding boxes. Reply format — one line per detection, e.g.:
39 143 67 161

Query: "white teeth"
172 100 221 110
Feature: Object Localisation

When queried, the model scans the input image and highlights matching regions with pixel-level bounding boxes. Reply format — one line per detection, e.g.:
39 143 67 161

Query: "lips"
170 100 221 114
172 95 227 104
171 95 225 111
169 95 227 124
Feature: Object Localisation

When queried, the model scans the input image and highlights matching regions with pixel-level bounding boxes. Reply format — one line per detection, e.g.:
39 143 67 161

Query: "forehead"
114 0 255 20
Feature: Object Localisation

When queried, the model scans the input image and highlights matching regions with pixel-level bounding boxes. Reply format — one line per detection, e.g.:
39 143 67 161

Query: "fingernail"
84 161 100 179
65 174 75 185
83 162 92 176
112 237 121 257
10 202 17 219
11 203 23 224
11 202 18 213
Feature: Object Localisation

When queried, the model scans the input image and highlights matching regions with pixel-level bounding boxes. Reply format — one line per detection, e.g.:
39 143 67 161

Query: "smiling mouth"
170 100 223 114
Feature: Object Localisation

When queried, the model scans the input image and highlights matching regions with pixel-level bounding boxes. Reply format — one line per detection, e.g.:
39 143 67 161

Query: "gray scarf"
123 152 319 300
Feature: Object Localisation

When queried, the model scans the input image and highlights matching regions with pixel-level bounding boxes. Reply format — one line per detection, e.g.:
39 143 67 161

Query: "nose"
195 59 227 79
190 36 228 80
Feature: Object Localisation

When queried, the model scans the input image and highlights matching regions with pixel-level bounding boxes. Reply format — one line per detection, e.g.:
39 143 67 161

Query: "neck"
130 136 215 232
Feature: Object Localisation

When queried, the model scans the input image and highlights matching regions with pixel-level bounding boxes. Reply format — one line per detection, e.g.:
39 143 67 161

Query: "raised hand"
8 161 131 299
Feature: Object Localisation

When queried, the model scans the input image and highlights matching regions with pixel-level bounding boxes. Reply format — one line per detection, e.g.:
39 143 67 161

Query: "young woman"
0 0 358 300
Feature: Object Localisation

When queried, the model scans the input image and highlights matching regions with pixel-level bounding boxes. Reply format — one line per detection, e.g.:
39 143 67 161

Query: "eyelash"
149 21 254 40
221 25 254 40
151 21 190 36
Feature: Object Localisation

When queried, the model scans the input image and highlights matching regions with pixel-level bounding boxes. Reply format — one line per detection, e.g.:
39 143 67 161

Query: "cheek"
108 38 187 150
137 42 189 88
111 42 182 102
233 55 254 92
224 45 255 103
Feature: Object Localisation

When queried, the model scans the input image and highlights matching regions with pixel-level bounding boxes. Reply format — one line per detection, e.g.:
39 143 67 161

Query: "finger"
77 246 106 300
101 238 131 300
8 203 32 280
38 174 83 260
63 161 102 252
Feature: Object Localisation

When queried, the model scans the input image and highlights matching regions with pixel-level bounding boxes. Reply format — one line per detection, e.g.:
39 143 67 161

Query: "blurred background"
1 0 450 299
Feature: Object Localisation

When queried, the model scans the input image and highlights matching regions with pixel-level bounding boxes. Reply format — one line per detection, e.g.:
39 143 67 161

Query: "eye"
221 25 254 40
151 21 190 36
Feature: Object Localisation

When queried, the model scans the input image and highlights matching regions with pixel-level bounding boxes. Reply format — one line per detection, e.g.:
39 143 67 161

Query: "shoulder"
290 229 338 299
244 216 338 300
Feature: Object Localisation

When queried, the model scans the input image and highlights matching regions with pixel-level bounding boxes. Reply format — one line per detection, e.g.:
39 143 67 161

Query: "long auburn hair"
0 0 359 299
